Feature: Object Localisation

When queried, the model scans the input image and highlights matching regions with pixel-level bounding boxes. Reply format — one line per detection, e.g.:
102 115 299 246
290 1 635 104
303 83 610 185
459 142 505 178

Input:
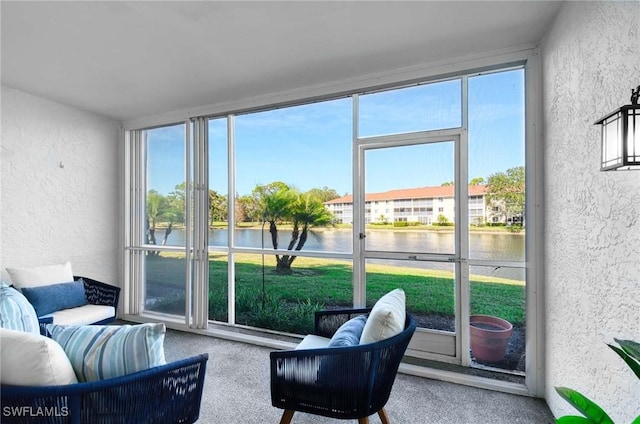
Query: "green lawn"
146 253 525 335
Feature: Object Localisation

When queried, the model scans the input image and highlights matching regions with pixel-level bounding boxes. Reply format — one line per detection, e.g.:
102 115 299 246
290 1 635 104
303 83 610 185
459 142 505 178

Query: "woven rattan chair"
270 308 416 424
1 353 208 424
36 275 121 336
74 275 121 321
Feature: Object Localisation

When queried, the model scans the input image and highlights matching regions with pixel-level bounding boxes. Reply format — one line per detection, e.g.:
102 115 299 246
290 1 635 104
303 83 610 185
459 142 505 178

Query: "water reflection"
163 228 525 279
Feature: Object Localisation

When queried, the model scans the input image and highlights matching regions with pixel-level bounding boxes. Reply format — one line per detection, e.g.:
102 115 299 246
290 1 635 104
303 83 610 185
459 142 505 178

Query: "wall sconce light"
595 85 640 171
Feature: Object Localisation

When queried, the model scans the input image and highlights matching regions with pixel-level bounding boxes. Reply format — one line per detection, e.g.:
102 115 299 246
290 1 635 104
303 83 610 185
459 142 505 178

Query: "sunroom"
1 1 638 422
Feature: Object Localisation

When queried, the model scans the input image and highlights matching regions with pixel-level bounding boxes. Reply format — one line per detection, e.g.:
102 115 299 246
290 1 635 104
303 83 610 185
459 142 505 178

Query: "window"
142 123 187 317
359 80 461 137
125 61 537 392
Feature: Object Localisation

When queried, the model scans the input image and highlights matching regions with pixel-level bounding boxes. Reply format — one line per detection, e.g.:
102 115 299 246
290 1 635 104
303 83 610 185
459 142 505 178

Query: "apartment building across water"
324 185 499 226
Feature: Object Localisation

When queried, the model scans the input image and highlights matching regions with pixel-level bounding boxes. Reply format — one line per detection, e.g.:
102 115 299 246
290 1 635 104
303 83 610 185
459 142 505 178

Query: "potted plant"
470 314 513 363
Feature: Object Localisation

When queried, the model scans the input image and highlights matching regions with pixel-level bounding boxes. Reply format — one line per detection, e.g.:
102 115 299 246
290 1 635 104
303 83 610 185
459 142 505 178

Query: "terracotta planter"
470 315 513 363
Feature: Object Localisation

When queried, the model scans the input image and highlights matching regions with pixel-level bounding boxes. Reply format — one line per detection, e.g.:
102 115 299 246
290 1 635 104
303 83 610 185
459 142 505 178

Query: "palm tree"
257 184 334 271
260 185 296 257
278 192 333 270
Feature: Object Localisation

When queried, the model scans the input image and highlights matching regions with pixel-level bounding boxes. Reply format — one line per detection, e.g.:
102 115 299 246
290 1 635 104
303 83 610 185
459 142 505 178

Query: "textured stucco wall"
542 2 640 420
0 86 121 286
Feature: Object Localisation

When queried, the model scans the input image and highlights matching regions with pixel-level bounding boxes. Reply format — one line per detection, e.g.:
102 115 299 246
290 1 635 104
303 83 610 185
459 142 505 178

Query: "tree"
209 190 227 225
251 181 290 221
305 186 341 203
256 183 334 271
146 189 176 254
236 194 258 222
435 214 450 226
165 182 186 225
146 190 166 245
485 166 525 225
469 177 485 185
277 191 334 270
260 184 296 255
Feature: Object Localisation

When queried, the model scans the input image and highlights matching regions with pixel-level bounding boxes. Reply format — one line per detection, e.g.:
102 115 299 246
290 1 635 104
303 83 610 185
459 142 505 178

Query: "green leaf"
615 339 640 357
614 339 640 363
608 343 640 380
555 387 614 424
556 416 596 424
632 415 640 424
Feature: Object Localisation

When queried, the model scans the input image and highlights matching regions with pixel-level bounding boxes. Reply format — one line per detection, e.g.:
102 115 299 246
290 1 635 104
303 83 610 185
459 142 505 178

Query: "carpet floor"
162 327 556 424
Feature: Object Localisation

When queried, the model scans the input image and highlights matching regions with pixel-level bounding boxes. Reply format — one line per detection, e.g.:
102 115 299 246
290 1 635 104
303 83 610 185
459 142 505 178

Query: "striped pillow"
0 282 40 334
47 323 166 382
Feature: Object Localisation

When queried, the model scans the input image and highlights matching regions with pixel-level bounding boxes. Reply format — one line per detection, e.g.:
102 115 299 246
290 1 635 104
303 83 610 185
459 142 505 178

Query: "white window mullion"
123 129 133 316
227 115 236 325
184 121 193 327
524 49 544 397
458 76 471 367
352 94 366 308
191 117 209 329
125 129 144 315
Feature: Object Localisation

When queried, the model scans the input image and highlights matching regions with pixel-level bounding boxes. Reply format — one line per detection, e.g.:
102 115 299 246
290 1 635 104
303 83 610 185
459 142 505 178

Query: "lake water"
160 228 525 280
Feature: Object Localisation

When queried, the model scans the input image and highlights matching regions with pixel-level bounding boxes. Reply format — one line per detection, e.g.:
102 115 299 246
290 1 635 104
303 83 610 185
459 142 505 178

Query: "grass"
145 252 525 334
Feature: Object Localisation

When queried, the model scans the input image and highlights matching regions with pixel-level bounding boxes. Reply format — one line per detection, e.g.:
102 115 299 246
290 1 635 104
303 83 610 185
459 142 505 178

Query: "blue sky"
147 69 524 197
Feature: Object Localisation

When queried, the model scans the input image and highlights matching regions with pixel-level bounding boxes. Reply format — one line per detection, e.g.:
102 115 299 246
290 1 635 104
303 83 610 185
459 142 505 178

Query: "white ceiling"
1 1 562 122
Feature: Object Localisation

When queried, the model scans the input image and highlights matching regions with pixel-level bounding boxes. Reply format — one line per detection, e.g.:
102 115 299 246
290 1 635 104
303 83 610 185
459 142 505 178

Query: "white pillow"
48 323 166 382
0 328 78 386
360 288 406 344
6 261 74 288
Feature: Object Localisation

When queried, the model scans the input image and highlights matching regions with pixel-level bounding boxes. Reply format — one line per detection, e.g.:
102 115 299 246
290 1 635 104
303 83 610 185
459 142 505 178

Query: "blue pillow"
318 315 369 389
327 315 367 347
21 280 88 317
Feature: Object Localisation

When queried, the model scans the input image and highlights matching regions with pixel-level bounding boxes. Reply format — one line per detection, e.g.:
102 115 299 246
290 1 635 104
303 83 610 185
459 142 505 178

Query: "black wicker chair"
270 308 416 424
37 276 120 336
75 276 121 318
1 353 208 424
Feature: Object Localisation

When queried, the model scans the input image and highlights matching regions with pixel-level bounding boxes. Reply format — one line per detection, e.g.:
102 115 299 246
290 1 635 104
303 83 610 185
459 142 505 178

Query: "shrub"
234 288 323 334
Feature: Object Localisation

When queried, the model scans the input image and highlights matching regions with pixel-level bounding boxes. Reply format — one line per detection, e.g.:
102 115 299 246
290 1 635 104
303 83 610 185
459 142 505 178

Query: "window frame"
122 48 544 397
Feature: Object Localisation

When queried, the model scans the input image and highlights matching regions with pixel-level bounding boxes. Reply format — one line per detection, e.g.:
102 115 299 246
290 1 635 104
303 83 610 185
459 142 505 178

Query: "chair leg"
378 408 390 424
358 417 369 424
279 410 295 424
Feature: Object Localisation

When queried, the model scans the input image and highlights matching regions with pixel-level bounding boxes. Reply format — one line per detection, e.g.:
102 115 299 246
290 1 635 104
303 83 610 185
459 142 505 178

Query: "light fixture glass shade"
595 105 640 170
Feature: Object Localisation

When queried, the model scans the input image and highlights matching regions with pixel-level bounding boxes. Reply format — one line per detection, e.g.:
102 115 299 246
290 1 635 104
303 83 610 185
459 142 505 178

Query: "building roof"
324 185 487 204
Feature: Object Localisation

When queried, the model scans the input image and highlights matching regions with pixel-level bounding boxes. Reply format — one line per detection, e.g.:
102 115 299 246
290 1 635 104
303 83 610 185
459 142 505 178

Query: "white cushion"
40 304 115 325
6 261 74 288
0 328 78 386
360 288 406 344
295 334 331 350
48 323 166 382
